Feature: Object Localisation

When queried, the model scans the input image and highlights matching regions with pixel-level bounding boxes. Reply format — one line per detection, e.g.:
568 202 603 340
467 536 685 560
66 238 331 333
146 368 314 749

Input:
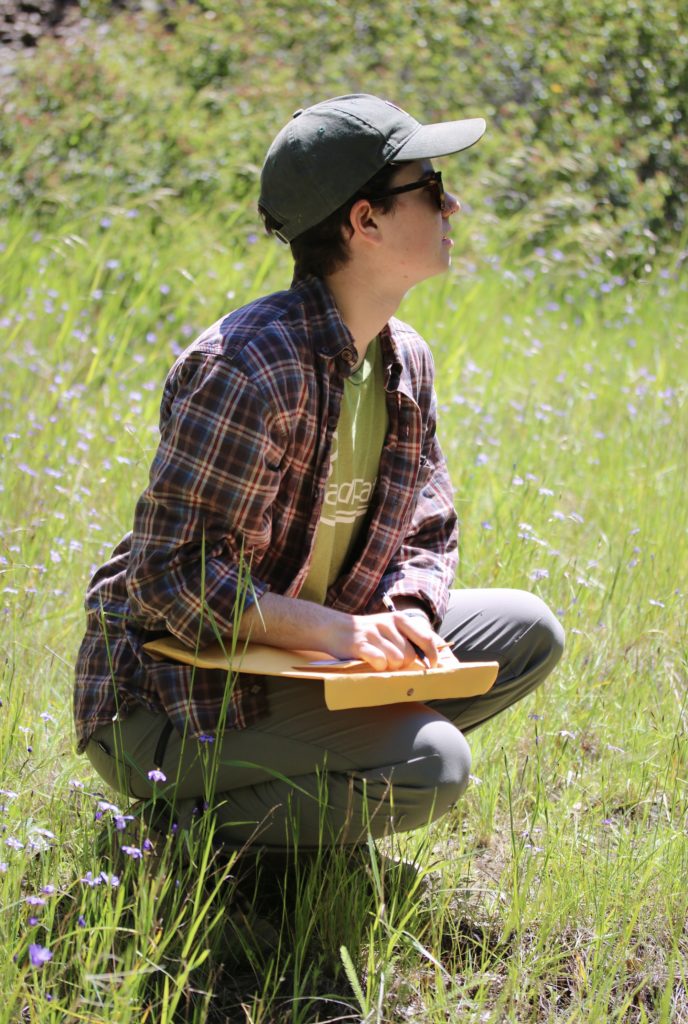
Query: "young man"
75 95 564 853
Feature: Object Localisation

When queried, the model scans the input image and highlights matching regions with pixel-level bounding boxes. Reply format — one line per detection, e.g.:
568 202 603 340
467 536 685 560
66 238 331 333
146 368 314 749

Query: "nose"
443 190 461 217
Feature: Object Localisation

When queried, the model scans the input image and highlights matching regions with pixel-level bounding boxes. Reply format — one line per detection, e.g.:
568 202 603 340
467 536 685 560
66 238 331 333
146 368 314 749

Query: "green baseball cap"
259 93 486 242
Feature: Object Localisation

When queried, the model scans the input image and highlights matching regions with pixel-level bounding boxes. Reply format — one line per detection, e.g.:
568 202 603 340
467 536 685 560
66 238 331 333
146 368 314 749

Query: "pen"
381 593 431 669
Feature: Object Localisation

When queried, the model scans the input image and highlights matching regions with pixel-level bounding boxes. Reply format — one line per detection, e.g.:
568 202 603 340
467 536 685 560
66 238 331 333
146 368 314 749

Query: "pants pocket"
85 724 137 798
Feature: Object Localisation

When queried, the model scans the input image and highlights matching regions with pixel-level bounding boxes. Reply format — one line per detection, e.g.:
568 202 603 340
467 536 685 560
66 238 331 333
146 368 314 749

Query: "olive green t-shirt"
300 337 389 605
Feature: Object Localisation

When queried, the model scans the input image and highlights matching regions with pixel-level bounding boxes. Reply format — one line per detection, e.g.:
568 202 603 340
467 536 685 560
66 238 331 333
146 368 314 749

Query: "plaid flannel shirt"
74 274 458 753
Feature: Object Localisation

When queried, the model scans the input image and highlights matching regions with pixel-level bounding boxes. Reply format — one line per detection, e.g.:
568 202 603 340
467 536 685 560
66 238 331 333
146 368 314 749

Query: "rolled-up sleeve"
126 354 287 645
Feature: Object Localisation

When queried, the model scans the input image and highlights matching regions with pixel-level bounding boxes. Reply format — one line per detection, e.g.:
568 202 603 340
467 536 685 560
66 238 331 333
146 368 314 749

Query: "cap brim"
393 117 486 160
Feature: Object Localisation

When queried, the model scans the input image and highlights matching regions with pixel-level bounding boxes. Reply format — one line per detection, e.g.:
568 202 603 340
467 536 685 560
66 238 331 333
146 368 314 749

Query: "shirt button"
341 347 357 366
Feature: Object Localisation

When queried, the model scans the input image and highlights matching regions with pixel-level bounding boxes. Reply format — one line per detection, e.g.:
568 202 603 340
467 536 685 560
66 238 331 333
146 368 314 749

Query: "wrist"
385 596 432 621
400 607 430 621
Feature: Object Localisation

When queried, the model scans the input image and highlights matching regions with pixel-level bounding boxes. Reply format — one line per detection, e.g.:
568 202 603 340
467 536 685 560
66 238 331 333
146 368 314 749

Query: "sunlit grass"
0 203 686 1021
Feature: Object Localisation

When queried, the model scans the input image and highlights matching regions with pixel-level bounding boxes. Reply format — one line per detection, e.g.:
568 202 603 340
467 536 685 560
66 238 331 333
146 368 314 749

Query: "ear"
348 198 384 247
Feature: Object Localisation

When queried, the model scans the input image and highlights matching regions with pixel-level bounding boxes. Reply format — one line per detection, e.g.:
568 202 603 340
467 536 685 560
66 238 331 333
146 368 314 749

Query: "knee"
532 595 565 671
411 719 472 808
368 718 472 833
515 590 565 672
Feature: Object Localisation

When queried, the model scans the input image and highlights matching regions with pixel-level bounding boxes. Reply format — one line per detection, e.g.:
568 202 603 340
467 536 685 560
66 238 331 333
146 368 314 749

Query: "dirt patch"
1 0 83 49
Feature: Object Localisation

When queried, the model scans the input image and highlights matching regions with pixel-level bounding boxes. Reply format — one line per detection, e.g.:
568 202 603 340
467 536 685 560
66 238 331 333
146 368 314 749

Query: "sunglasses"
363 170 446 211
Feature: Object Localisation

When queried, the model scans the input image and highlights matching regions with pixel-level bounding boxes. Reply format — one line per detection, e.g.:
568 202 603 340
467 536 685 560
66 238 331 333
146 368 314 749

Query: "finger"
396 617 441 667
357 642 404 672
399 639 425 669
356 644 388 672
359 631 410 671
377 619 436 669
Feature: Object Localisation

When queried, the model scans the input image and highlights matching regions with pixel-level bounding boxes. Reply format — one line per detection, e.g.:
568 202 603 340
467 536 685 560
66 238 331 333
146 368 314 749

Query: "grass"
1 195 687 1022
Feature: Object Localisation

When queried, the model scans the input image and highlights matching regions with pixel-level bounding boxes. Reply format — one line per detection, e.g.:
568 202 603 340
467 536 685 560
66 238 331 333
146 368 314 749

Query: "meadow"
1 1 687 1020
1 198 686 1021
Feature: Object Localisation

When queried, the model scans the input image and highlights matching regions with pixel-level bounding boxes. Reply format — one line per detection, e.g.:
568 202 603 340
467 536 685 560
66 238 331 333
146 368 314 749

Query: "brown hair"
259 163 402 279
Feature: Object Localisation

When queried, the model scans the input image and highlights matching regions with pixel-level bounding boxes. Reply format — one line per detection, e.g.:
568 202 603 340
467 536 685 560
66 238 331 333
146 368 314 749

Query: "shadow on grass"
42 834 398 1023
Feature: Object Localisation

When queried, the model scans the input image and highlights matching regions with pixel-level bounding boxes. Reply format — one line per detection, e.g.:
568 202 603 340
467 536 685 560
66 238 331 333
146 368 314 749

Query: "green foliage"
1 0 686 270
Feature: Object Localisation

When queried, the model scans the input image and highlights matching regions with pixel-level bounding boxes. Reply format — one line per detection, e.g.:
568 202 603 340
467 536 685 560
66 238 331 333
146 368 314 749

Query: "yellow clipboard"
143 635 498 711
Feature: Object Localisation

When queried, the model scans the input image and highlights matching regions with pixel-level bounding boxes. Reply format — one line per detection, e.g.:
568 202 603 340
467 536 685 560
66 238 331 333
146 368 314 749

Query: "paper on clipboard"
143 635 499 711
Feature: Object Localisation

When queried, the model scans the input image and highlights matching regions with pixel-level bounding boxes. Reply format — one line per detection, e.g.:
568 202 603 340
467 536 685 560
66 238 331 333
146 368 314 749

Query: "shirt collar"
291 274 407 391
378 322 404 393
291 274 359 374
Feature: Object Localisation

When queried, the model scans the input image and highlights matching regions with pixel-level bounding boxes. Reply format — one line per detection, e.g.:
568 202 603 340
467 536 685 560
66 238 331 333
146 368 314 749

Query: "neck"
324 264 406 366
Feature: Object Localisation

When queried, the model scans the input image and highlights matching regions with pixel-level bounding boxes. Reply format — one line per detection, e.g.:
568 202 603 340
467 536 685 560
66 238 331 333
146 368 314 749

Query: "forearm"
236 591 353 653
237 591 441 671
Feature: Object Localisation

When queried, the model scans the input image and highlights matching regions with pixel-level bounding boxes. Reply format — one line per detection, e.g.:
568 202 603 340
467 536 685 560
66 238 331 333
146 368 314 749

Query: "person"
74 94 564 858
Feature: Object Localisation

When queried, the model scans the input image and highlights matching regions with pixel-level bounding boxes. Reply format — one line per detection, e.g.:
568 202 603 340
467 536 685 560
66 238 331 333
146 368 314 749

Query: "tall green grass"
0 204 686 1021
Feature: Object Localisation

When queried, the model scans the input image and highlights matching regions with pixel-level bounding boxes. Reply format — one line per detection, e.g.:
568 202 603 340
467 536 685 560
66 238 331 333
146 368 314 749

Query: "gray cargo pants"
86 589 564 850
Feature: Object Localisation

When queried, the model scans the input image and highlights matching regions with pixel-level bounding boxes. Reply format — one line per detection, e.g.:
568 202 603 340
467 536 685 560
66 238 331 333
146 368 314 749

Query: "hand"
346 611 441 672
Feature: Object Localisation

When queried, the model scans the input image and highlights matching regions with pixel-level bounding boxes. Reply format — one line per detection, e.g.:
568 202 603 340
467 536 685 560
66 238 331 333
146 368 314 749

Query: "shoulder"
165 289 313 417
199 288 311 375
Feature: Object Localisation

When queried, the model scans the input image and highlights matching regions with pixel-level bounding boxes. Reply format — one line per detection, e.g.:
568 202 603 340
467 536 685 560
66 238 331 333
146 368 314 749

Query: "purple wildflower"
121 845 142 859
81 870 121 888
30 828 55 841
29 944 52 968
97 801 121 815
147 768 167 784
530 568 549 581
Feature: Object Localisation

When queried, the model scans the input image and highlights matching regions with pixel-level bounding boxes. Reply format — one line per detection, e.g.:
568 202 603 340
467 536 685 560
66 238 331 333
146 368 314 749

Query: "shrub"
0 0 685 270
